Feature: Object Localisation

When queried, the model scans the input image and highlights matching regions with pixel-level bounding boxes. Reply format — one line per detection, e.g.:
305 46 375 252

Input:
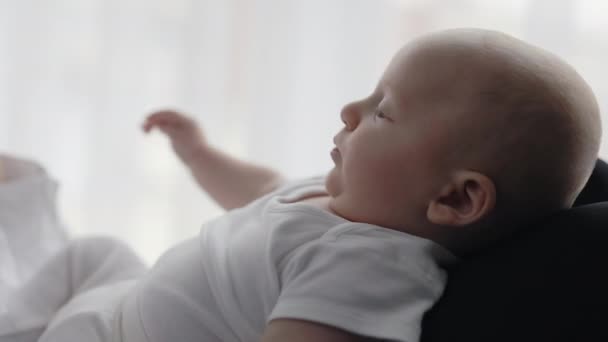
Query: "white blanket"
0 155 68 309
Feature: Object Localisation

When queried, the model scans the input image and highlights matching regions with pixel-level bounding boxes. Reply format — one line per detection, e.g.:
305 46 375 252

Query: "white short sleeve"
268 225 447 342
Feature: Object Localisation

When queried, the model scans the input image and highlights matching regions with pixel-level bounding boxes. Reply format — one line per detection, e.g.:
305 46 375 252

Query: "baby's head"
326 28 601 256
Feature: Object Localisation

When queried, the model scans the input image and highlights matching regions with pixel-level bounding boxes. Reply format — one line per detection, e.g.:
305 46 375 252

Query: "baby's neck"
296 194 461 256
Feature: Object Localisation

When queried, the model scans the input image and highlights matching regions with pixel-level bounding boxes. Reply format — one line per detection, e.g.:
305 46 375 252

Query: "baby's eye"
373 109 387 120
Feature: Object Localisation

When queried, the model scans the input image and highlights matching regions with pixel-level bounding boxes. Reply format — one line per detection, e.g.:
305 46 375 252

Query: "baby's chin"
324 168 342 197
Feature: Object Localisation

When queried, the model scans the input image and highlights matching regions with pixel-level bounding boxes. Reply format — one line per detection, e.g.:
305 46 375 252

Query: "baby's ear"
426 171 496 227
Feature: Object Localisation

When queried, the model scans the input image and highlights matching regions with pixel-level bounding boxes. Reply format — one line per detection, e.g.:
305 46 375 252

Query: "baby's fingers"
142 110 182 133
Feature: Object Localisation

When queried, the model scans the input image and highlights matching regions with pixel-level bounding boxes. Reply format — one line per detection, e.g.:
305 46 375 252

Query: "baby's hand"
142 110 207 165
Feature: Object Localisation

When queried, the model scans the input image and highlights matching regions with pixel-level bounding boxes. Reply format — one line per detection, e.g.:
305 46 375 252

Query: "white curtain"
1 0 606 263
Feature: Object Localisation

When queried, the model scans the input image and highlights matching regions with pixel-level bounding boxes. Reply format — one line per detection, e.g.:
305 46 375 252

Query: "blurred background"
0 0 606 264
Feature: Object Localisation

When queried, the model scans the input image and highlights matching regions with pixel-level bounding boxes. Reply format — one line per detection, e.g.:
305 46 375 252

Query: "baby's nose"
340 103 360 131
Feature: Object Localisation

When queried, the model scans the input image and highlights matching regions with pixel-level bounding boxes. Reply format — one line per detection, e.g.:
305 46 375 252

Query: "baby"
1 28 601 342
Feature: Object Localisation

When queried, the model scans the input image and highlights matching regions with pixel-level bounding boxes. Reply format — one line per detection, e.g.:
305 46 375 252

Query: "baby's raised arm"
143 110 285 210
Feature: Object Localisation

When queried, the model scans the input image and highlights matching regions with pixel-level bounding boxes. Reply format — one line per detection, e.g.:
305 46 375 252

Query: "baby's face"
326 43 471 232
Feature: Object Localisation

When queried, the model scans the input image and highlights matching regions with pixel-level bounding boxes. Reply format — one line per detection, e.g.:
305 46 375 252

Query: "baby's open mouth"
330 147 341 162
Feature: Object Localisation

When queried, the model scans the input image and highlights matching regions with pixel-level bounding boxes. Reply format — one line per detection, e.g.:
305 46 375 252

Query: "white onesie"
6 176 456 342
116 176 457 342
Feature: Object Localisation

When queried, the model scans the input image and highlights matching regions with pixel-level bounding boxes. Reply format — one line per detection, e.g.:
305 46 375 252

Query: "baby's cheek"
348 153 402 190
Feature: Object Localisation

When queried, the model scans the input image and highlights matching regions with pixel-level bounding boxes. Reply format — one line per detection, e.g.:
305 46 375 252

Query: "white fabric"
0 155 68 309
120 177 456 342
0 237 146 342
